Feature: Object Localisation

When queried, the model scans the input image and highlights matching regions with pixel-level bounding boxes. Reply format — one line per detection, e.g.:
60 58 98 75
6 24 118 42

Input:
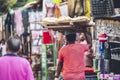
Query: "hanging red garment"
43 31 52 44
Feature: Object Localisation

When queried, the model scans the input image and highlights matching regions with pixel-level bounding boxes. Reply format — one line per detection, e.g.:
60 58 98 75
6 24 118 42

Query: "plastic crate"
91 0 114 17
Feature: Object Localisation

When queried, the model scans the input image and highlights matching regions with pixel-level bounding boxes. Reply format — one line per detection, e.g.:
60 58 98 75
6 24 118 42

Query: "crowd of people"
0 32 94 80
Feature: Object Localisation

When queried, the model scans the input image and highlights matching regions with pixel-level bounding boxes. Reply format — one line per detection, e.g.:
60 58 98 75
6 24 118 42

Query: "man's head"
66 33 76 44
7 36 21 53
79 33 85 41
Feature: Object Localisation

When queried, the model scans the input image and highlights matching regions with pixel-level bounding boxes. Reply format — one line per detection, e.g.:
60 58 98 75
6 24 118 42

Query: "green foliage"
27 0 34 3
0 0 35 15
0 0 17 14
9 0 17 7
12 0 35 9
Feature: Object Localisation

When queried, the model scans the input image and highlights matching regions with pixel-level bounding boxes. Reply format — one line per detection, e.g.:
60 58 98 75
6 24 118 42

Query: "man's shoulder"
0 56 9 59
0 57 5 60
77 43 88 47
0 56 28 62
17 57 29 63
60 45 68 50
0 57 8 63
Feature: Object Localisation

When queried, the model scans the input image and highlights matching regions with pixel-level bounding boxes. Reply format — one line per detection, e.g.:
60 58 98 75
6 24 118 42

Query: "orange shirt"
58 44 89 80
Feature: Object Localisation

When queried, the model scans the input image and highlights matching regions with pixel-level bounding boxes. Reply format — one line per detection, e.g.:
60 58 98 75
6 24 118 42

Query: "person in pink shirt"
55 33 89 80
0 36 34 80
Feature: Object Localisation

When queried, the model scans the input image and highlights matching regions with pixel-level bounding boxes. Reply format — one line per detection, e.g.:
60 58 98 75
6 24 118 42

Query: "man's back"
59 44 89 74
0 56 34 80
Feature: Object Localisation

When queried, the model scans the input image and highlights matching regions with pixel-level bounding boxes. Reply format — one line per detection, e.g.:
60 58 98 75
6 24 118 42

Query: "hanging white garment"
14 10 24 36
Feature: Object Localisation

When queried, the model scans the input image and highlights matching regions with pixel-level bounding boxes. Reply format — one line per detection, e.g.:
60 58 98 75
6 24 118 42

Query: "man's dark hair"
7 36 21 52
66 33 76 44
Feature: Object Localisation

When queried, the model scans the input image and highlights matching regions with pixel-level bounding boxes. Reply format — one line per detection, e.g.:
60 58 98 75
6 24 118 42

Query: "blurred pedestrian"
55 33 89 80
0 36 34 80
79 33 94 67
0 39 6 56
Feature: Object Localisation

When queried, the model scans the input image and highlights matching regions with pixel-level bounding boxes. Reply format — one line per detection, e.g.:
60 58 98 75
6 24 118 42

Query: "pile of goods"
42 16 90 24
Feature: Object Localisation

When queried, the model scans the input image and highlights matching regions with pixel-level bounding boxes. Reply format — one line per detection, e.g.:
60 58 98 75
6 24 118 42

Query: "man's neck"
4 53 18 56
68 42 75 45
6 51 17 54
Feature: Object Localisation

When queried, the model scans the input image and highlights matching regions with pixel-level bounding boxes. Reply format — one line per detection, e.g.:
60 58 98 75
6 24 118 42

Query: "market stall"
94 17 120 79
2 0 120 80
37 16 96 80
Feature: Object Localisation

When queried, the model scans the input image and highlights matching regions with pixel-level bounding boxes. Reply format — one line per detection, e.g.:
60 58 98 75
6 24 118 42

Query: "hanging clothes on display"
52 0 62 18
28 11 43 23
10 13 15 36
43 0 53 17
28 11 36 23
84 0 91 18
55 5 61 18
68 0 85 17
45 3 56 17
68 0 91 18
22 9 29 31
43 31 53 44
52 0 62 5
14 10 24 36
5 12 11 35
5 12 14 38
22 9 31 56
